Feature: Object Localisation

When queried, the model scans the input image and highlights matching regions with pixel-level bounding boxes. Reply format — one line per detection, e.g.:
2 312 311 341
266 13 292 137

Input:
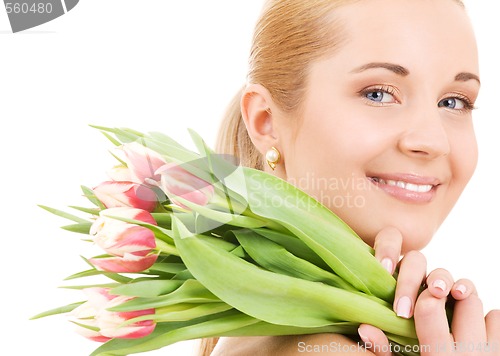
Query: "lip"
367 173 441 204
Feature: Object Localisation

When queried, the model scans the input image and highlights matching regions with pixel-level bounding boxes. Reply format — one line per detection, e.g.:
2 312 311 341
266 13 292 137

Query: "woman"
202 0 500 354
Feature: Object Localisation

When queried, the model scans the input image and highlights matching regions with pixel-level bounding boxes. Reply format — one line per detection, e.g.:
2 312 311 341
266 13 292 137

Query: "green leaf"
188 128 215 157
148 262 186 275
61 222 92 234
172 269 194 280
155 303 233 322
99 130 122 146
70 320 100 332
172 195 267 230
151 213 172 228
220 320 359 337
253 227 331 271
81 185 106 209
89 125 144 144
234 229 357 291
172 217 416 337
195 234 240 252
30 301 84 319
69 205 100 215
60 282 121 290
38 205 89 224
109 279 221 312
127 303 233 324
64 268 133 284
110 280 184 298
148 131 198 159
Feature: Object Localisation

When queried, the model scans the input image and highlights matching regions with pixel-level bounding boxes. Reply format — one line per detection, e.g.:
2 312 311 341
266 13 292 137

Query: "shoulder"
211 333 374 356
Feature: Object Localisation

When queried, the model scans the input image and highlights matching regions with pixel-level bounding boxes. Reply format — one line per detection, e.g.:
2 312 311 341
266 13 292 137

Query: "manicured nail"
381 258 393 274
433 279 447 292
396 296 412 318
455 284 467 295
358 327 371 345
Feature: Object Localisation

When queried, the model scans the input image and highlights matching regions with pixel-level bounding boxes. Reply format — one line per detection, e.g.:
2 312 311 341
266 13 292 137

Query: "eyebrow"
351 62 481 85
350 62 410 76
455 72 481 85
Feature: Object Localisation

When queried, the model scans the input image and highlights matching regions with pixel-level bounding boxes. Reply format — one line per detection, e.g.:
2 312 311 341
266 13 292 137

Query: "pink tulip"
90 207 158 273
116 142 167 184
71 288 155 341
156 163 214 208
106 165 133 182
90 253 158 274
92 181 157 212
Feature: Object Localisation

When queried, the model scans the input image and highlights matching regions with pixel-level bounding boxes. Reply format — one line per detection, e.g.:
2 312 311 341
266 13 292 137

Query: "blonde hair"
203 0 464 354
216 0 353 170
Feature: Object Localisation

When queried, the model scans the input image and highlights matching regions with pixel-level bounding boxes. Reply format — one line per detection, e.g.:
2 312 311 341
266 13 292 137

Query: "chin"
399 228 435 253
353 220 436 253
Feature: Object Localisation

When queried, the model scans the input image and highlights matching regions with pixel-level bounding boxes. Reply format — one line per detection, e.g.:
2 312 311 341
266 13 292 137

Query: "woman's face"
278 0 480 252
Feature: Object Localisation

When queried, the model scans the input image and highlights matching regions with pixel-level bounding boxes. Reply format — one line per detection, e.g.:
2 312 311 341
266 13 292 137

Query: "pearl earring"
265 147 281 170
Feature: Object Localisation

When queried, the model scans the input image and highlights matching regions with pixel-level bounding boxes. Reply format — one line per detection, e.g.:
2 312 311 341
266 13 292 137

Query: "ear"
240 84 278 155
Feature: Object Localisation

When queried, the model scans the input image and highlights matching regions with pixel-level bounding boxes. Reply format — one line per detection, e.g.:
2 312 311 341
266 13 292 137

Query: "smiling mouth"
369 177 435 193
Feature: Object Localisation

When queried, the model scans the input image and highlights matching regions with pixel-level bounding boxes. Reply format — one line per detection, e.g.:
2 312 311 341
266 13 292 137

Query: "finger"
414 289 451 348
452 294 487 343
358 324 392 356
394 250 427 319
374 226 403 275
425 268 454 299
450 278 477 301
485 310 500 342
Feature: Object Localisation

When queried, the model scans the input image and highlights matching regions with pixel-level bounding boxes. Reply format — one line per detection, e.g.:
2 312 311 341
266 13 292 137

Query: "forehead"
331 0 478 74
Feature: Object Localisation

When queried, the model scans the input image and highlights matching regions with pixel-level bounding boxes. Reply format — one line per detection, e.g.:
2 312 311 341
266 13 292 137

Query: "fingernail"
433 279 447 292
396 296 412 318
456 284 467 295
381 258 393 274
358 327 371 345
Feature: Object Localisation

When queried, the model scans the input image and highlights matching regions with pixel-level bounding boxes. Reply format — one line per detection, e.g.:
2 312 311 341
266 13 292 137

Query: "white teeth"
417 184 433 193
372 178 433 193
406 183 419 192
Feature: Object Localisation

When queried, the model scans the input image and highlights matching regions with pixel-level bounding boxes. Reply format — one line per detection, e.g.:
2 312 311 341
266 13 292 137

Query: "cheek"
451 129 478 188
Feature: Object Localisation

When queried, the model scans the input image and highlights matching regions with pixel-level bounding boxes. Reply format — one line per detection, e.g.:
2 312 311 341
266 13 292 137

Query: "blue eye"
438 98 465 110
364 89 396 103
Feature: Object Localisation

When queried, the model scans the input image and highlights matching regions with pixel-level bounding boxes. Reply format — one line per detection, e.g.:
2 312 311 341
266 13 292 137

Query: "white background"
0 1 498 355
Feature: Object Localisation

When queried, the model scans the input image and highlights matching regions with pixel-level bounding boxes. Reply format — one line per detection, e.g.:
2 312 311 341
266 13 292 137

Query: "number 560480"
5 2 53 14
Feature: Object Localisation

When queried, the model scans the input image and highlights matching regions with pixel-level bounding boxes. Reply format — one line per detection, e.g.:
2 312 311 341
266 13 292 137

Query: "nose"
397 111 451 159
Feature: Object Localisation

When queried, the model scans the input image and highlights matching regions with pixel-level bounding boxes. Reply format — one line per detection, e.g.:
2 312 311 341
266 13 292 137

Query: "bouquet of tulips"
33 126 421 356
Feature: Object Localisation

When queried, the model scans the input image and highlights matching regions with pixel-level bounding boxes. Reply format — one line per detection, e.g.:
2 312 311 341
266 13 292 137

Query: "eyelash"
445 93 476 113
359 85 400 105
359 86 476 113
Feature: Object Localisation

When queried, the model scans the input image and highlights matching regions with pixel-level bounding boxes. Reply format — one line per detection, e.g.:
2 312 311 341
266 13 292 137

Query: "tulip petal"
93 182 158 212
120 142 167 184
100 207 157 226
107 165 133 182
156 163 214 208
74 325 111 342
94 225 156 256
89 254 158 273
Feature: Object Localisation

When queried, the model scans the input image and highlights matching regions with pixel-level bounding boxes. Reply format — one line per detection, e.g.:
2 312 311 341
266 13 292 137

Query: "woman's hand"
358 226 500 355
372 226 429 319
359 277 495 355
414 283 500 355
372 227 468 318
358 226 426 355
